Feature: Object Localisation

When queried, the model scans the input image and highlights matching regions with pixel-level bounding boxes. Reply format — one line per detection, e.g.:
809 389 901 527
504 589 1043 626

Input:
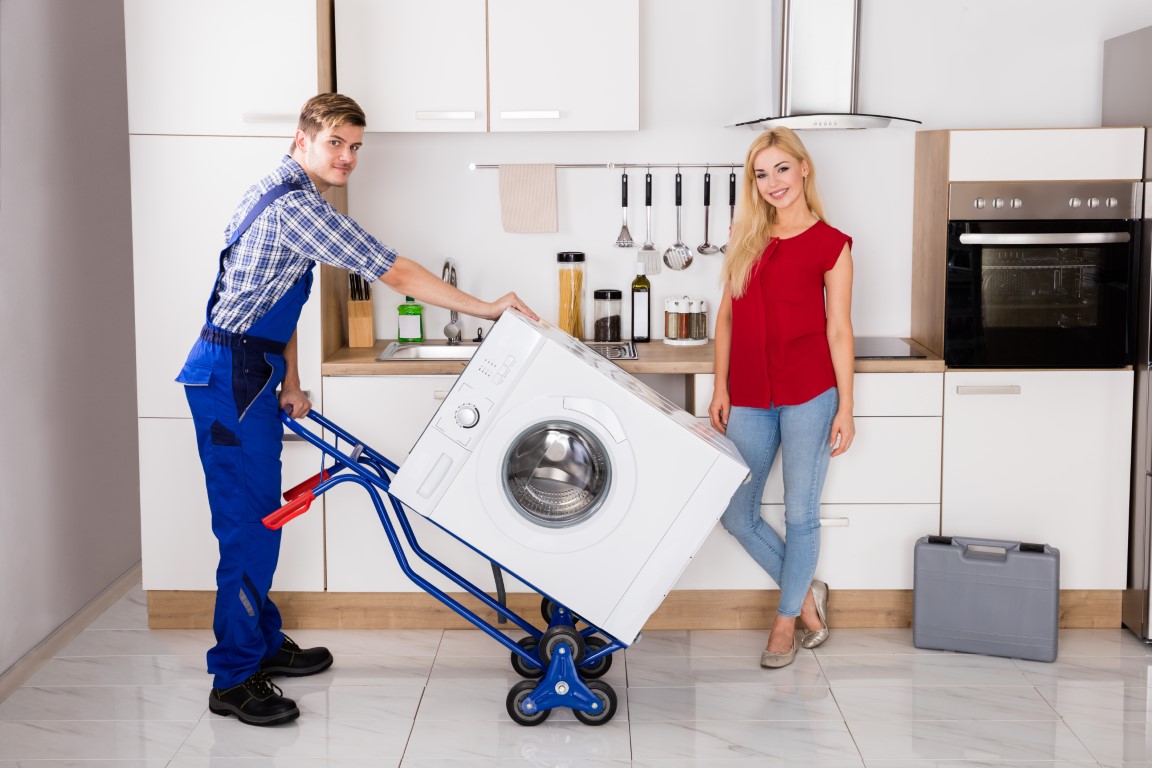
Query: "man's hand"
279 386 312 419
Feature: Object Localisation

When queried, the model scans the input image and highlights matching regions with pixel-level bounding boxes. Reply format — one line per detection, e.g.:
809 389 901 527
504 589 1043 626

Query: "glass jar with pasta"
557 252 585 339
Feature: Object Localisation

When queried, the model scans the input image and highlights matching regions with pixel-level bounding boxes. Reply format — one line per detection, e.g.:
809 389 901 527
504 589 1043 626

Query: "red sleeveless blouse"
728 220 851 408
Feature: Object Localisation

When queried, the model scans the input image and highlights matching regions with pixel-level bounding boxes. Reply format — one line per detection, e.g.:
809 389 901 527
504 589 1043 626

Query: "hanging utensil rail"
469 162 741 170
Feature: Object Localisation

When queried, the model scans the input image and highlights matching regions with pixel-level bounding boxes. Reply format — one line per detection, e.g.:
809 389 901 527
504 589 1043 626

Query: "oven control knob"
1068 197 1083 208
991 197 1004 209
1105 197 1119 208
1087 197 1100 208
972 198 986 209
1009 198 1022 209
455 404 480 429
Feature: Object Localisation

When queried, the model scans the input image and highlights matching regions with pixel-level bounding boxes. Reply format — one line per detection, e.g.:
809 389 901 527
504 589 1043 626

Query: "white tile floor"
3 585 1152 766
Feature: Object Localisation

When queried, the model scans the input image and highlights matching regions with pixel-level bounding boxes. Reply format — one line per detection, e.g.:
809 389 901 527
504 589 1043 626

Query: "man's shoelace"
246 671 284 698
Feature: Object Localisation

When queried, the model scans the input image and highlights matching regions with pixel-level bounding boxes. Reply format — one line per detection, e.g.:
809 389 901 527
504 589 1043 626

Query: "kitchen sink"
376 342 479 361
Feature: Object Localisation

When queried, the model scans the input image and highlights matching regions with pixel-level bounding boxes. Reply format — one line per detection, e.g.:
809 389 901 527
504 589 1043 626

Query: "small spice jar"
664 297 682 340
557 252 585 338
593 289 622 342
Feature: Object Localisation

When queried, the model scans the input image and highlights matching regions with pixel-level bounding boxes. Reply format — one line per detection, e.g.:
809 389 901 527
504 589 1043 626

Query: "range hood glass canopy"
732 0 920 131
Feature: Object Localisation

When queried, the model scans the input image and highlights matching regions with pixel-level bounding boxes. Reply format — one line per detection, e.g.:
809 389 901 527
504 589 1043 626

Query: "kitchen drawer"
139 417 325 591
761 416 942 505
674 504 939 590
321 375 508 592
688 372 943 418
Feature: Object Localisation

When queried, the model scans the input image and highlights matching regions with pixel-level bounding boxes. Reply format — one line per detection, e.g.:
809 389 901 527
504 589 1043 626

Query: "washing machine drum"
502 420 611 528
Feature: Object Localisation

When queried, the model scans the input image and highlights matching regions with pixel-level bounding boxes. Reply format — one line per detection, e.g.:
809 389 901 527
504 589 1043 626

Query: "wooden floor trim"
148 588 1122 631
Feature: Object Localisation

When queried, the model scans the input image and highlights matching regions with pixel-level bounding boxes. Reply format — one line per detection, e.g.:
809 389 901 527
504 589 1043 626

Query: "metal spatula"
614 171 634 248
663 172 693 270
639 172 661 274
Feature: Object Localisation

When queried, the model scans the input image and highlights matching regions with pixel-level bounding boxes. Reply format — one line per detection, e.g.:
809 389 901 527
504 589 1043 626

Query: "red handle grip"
283 469 330 502
263 491 315 530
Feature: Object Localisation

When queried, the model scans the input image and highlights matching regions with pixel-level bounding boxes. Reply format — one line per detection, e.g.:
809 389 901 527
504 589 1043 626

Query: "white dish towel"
498 163 558 233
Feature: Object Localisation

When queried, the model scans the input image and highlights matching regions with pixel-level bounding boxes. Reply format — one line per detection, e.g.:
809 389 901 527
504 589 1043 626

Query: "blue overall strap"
207 182 303 317
225 182 303 251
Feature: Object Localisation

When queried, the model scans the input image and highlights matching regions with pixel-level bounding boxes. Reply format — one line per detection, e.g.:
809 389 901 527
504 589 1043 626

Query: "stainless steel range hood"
731 0 920 131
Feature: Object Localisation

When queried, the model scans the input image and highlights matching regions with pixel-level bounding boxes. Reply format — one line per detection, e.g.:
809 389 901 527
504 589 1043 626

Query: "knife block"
347 299 375 348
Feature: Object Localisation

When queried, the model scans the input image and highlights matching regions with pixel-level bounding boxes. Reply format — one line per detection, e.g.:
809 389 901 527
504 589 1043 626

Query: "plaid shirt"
209 155 397 333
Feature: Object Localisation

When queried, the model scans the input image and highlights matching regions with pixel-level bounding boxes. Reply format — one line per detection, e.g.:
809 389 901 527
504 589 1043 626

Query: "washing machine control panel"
454 403 480 429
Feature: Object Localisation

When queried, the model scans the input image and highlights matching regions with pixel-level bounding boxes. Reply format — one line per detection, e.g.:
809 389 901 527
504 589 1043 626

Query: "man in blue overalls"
177 93 536 726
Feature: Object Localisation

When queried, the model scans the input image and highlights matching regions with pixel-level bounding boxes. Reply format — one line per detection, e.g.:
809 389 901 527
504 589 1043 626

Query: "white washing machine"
389 310 749 643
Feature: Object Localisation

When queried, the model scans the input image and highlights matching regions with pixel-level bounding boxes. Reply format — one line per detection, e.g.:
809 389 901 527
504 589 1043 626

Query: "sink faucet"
441 259 462 345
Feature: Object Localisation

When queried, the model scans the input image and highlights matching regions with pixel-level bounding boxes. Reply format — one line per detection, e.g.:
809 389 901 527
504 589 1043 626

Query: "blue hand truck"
263 409 626 725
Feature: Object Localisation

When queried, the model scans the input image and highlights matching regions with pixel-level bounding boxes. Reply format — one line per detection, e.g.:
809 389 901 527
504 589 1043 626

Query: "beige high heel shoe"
801 579 830 649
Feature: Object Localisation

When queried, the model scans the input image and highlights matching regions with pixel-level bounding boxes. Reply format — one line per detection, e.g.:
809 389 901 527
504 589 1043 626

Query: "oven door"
944 219 1136 368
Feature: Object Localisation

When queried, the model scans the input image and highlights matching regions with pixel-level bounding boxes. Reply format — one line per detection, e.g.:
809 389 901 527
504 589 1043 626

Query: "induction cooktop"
854 337 929 359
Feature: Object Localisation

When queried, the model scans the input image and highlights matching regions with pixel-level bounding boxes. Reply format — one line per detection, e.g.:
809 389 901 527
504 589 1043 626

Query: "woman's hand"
829 409 854 457
709 392 731 434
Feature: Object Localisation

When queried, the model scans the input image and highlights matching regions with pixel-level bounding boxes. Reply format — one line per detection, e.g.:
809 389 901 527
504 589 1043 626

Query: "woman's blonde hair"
720 127 827 298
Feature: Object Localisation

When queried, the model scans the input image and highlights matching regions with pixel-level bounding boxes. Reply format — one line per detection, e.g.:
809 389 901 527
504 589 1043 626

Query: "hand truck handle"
283 468 333 502
263 491 314 530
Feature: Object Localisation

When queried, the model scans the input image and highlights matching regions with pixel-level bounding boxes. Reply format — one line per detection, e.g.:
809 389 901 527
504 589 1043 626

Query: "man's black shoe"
260 634 334 677
208 671 299 726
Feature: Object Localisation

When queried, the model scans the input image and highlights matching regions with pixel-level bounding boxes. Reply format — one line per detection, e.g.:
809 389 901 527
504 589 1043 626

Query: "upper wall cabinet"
124 0 319 136
334 0 639 132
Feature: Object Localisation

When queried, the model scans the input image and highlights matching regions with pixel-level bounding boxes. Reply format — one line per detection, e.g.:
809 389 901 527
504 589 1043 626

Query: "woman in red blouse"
709 127 855 668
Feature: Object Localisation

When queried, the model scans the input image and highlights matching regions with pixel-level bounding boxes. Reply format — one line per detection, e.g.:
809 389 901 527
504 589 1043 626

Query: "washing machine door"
503 420 612 529
477 395 638 554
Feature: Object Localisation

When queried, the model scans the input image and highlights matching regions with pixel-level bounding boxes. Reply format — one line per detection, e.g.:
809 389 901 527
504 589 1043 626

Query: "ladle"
662 173 693 270
697 172 720 255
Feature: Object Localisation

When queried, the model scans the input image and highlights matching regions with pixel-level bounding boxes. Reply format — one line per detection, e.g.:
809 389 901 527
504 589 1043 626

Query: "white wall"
346 0 1152 344
0 0 140 677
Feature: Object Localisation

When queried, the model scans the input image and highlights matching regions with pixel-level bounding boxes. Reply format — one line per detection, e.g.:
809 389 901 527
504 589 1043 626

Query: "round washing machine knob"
455 404 480 429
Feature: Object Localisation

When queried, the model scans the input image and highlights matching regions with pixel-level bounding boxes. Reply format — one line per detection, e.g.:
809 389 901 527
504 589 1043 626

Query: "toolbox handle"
947 536 1046 557
263 491 314 530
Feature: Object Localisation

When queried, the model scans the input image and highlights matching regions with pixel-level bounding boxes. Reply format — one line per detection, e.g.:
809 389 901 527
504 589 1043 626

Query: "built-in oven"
944 181 1140 368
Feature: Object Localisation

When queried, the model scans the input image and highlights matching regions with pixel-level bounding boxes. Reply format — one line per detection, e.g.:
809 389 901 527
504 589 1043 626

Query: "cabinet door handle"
241 113 297 124
415 111 477 120
819 517 850 528
433 390 451 400
499 110 561 120
955 385 1022 395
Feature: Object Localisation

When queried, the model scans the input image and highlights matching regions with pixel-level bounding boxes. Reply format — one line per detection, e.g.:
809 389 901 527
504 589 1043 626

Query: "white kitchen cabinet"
681 372 944 589
123 0 319 136
138 418 325 591
947 128 1145 182
941 370 1132 589
487 0 639 133
321 375 503 592
676 504 939 591
131 135 323 419
334 0 639 133
334 0 487 133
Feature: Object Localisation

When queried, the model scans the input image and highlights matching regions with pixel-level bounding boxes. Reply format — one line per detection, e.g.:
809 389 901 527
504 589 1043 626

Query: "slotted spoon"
614 171 634 247
639 172 661 274
663 172 693 270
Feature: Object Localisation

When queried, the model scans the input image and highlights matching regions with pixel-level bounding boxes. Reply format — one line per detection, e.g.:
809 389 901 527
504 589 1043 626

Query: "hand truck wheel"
573 679 618 725
506 679 551 726
578 635 613 679
510 635 544 679
539 624 586 666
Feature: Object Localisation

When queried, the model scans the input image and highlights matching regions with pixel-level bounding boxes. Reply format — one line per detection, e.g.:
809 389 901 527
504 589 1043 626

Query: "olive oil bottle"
631 262 650 342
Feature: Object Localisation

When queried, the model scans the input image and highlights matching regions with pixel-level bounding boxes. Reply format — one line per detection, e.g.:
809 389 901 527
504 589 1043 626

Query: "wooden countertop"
323 339 946 376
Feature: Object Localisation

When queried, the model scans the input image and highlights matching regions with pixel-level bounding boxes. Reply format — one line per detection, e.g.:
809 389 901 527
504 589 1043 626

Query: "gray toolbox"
913 535 1059 662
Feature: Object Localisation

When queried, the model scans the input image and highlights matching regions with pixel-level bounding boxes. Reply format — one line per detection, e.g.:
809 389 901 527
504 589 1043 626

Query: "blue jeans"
720 387 838 618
